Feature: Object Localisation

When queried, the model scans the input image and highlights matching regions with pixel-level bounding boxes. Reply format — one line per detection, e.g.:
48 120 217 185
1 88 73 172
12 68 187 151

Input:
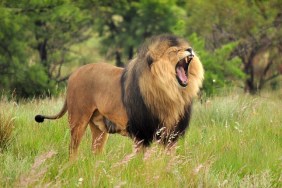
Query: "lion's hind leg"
89 112 109 154
69 119 89 161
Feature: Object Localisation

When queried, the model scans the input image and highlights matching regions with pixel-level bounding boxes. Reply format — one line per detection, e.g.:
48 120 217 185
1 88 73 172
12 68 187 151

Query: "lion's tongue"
176 67 187 84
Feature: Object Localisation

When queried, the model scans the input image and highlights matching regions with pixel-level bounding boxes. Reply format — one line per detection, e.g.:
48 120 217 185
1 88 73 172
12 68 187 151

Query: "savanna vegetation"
0 90 281 187
0 0 282 187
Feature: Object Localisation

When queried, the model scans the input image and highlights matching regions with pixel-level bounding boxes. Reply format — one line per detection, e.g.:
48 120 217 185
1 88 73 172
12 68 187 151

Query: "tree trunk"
128 46 134 60
37 38 53 82
115 50 124 67
244 67 256 94
258 60 272 90
243 51 257 94
37 39 48 68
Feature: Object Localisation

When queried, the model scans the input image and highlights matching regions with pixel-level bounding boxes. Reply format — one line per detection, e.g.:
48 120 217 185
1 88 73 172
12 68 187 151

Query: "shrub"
188 33 245 95
10 64 58 99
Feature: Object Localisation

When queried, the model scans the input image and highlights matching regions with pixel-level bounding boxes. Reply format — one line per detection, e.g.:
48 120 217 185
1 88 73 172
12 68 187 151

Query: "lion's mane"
121 35 204 146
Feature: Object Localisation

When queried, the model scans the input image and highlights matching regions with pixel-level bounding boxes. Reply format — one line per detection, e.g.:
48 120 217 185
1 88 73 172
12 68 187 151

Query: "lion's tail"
35 100 67 123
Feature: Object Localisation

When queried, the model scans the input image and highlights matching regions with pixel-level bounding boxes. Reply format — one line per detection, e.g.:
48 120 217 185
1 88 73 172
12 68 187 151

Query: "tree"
0 0 94 98
188 33 244 95
0 5 53 98
0 6 27 89
185 0 282 93
93 0 186 66
14 0 93 83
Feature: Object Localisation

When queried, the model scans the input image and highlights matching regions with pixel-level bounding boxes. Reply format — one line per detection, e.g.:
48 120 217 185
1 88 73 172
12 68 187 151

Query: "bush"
188 33 245 95
10 64 58 99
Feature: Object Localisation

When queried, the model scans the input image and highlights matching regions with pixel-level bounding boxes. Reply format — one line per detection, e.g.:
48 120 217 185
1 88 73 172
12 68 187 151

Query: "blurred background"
0 0 281 99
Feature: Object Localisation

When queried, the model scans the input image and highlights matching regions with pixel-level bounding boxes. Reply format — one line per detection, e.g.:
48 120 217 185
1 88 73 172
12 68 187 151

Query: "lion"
35 35 204 159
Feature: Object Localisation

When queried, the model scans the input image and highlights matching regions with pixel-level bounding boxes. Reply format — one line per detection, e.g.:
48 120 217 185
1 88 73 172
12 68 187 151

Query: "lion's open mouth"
176 56 192 87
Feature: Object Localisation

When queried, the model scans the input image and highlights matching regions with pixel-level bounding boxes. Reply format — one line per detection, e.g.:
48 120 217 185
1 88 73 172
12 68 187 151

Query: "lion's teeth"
185 57 188 63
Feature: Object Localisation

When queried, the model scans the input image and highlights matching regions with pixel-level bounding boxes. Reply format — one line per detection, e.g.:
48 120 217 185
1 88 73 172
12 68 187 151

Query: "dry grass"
16 150 57 187
0 106 15 152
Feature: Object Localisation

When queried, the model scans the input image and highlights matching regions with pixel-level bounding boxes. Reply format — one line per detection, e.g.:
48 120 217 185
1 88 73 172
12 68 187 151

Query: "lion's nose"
186 47 193 53
186 47 194 57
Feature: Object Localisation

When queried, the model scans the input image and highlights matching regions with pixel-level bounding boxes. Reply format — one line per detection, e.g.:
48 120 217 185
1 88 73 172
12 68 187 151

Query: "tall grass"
0 90 281 187
0 101 15 152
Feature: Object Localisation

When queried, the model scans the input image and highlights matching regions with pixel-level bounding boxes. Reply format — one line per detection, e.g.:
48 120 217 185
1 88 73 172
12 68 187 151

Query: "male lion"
35 35 204 159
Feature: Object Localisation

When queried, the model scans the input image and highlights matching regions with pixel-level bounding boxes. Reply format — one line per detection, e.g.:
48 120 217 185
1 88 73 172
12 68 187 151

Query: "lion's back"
66 63 124 105
68 63 123 86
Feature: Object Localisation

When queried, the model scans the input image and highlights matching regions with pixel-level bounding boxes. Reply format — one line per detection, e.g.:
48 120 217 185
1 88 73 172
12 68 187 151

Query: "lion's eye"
168 49 178 56
167 47 179 53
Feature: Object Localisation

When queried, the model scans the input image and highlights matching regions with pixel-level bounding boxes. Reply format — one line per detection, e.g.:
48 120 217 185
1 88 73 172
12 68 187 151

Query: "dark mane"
121 67 161 146
120 67 191 146
120 34 197 147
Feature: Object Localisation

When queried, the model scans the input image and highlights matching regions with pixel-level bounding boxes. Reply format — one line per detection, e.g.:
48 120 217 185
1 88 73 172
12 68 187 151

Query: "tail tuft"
35 115 45 123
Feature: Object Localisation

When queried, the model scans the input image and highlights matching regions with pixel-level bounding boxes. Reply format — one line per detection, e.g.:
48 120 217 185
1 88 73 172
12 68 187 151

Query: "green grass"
0 90 281 187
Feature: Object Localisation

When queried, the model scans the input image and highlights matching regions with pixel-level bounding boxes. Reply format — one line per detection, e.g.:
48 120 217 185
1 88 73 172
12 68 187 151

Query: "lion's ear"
146 54 154 67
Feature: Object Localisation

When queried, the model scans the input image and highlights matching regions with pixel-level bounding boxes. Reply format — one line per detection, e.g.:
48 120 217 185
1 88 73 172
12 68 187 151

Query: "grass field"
0 90 281 187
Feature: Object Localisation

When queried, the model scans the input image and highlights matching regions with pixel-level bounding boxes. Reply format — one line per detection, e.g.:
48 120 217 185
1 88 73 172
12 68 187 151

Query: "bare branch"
264 73 281 83
56 74 70 83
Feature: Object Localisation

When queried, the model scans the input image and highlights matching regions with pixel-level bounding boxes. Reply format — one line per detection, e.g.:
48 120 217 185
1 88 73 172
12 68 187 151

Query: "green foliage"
0 7 28 88
0 1 92 98
185 0 282 93
188 33 245 95
185 0 281 45
0 6 59 98
94 0 186 63
0 0 281 98
11 64 57 98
